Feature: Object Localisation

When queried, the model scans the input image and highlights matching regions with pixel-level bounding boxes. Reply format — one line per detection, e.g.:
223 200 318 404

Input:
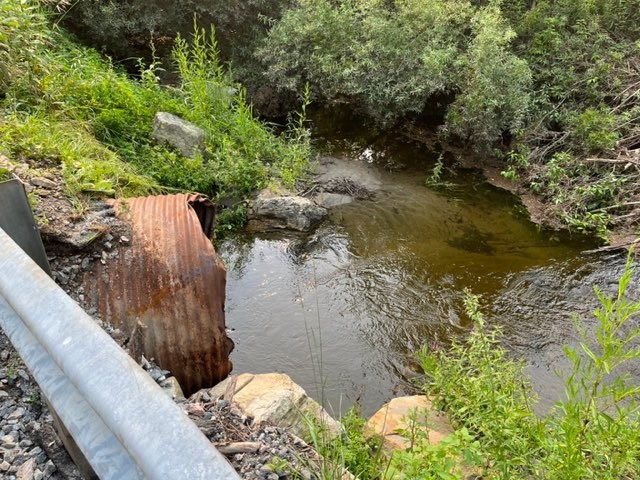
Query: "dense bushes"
504 0 640 238
259 0 531 143
260 0 640 239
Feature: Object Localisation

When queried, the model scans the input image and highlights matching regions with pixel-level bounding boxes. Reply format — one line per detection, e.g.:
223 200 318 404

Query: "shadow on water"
219 110 638 416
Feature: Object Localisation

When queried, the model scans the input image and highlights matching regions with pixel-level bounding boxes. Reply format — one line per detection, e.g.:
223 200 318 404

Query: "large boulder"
366 395 452 456
152 112 206 158
210 373 340 439
248 190 327 232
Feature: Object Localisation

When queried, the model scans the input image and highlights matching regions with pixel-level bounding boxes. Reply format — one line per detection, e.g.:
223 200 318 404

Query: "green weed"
0 0 310 231
303 408 387 480
418 251 640 479
425 154 455 190
0 166 11 181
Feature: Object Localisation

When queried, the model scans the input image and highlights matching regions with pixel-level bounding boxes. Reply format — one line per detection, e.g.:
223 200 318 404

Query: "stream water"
219 112 637 416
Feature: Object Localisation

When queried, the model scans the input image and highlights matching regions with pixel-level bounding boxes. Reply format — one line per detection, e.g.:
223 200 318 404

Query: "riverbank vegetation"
308 253 640 479
0 0 310 231
14 0 636 242
258 0 640 241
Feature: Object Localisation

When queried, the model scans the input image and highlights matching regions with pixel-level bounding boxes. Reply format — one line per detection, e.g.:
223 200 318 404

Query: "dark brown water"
219 115 637 416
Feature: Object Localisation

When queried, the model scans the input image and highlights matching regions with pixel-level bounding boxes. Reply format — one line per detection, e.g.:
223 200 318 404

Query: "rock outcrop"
248 190 327 232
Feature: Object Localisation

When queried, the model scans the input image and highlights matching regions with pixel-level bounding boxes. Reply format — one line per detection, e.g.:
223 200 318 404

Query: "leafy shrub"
390 423 482 480
0 0 50 92
260 0 531 147
443 6 531 149
419 253 640 479
572 108 619 154
419 289 544 478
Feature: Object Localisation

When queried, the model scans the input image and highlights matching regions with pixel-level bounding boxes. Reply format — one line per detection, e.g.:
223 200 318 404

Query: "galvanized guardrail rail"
0 227 240 479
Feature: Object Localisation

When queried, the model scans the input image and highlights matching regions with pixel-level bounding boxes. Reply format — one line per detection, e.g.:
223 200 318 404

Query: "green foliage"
418 254 640 479
571 108 619 154
500 144 530 181
425 154 456 190
261 0 530 148
0 0 310 231
443 6 531 148
0 166 11 182
419 289 544 477
214 203 248 239
171 24 310 196
0 113 157 196
0 0 50 92
521 149 626 240
334 408 386 480
390 422 482 480
425 155 446 188
306 407 387 480
507 0 639 237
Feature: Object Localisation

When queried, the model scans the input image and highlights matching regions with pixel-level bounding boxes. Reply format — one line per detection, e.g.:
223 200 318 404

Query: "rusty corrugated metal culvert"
84 193 234 396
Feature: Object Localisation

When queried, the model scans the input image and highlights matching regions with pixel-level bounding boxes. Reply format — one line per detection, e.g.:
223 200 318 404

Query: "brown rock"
187 403 206 417
30 177 57 189
366 395 452 455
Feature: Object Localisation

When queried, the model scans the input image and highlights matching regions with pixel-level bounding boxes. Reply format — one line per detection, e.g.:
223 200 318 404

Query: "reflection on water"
219 126 637 416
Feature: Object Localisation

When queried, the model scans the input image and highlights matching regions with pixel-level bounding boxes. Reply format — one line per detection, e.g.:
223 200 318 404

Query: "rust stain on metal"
85 193 233 396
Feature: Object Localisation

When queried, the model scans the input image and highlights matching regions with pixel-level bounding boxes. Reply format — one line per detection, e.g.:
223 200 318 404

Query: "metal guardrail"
0 227 240 479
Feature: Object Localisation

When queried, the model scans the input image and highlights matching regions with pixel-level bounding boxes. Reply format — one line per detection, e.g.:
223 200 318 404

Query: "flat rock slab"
366 395 452 455
152 112 205 158
247 190 328 232
210 373 340 439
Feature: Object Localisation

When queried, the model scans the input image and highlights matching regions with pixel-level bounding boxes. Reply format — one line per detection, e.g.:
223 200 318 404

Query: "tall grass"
418 250 640 479
0 0 310 229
